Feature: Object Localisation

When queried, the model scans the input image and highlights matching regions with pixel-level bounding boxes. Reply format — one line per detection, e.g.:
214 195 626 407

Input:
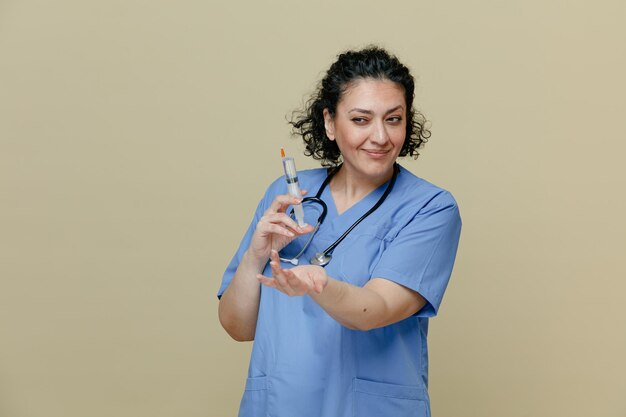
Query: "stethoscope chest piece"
310 252 332 267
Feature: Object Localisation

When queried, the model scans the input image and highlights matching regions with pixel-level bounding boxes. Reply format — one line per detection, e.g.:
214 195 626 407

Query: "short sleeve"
216 171 324 299
371 192 462 317
217 198 265 299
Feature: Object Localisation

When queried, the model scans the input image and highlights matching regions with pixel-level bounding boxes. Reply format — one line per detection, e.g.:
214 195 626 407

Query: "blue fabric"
219 166 461 417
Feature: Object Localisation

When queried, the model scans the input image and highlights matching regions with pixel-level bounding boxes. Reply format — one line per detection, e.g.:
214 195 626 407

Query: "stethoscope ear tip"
280 257 299 266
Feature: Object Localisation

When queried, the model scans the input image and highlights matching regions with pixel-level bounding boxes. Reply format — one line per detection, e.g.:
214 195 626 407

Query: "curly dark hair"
290 46 431 167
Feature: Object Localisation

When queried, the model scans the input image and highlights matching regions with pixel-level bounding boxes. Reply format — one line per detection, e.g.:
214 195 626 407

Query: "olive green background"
1 1 625 416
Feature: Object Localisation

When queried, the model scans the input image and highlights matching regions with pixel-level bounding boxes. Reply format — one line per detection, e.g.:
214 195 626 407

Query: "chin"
361 163 396 179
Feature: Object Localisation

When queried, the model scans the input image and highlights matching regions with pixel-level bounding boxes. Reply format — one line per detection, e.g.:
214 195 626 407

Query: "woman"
218 46 461 417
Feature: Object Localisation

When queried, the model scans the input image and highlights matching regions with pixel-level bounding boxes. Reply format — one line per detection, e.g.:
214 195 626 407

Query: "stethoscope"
280 163 399 267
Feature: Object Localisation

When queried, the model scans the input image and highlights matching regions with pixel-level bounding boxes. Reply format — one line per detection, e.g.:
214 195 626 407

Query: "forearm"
309 277 392 331
218 251 267 341
256 254 425 331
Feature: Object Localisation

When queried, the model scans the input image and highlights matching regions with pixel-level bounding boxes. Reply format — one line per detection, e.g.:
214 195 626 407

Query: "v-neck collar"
320 172 394 230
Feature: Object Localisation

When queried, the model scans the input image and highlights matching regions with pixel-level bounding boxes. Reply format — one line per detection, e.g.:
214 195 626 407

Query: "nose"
370 119 390 145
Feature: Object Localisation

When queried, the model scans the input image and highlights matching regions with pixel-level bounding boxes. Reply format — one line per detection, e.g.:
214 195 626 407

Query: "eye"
351 117 368 125
386 116 403 124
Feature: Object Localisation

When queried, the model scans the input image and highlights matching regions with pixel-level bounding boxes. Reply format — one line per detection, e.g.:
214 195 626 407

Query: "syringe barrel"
292 204 305 227
282 157 298 183
282 156 305 227
287 182 301 197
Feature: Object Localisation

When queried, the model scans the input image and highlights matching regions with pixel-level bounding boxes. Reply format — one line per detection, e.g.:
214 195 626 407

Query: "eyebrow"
348 105 404 115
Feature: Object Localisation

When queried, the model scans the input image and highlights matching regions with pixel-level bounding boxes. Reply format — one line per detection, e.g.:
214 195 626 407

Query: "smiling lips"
363 149 391 158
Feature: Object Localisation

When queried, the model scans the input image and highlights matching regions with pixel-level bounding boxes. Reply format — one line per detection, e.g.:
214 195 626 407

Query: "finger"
267 194 303 214
271 265 294 296
269 254 286 285
270 259 289 288
299 223 315 234
265 212 314 233
265 212 303 234
256 274 277 289
258 271 292 297
270 252 296 295
284 269 308 293
258 222 295 238
276 259 309 294
270 249 281 264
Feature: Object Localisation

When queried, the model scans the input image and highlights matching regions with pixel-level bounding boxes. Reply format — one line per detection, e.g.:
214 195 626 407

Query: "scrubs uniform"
219 166 462 417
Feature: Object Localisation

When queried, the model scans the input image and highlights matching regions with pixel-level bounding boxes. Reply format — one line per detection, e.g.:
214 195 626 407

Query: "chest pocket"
335 225 390 287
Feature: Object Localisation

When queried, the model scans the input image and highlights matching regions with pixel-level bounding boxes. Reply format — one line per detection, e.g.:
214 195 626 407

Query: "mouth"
363 149 391 158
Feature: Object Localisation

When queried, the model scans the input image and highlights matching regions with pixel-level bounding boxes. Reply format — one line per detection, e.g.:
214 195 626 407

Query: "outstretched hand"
257 250 328 296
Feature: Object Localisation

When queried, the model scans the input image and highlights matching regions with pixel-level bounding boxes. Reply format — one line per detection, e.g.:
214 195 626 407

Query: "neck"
330 164 395 213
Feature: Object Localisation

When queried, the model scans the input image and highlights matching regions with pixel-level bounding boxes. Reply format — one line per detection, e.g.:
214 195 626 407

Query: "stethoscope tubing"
281 163 399 267
280 198 326 265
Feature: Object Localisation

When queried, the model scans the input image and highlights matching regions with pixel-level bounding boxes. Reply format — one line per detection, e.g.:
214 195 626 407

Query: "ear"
323 108 335 141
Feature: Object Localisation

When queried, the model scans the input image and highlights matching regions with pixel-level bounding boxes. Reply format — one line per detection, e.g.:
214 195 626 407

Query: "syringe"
281 148 306 227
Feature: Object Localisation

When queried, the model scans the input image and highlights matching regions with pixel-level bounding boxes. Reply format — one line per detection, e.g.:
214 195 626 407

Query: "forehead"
338 78 406 109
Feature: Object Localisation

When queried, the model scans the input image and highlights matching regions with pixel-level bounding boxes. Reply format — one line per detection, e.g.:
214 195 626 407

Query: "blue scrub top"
219 166 462 417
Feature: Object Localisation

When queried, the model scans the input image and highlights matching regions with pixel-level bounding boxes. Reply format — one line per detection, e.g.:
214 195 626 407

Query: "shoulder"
373 166 462 247
296 167 329 192
394 165 459 213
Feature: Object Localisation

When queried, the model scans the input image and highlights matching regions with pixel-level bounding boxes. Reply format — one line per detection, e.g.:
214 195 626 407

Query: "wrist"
242 250 269 272
308 266 330 295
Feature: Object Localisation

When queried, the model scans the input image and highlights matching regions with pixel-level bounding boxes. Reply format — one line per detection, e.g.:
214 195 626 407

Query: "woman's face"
323 78 406 183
